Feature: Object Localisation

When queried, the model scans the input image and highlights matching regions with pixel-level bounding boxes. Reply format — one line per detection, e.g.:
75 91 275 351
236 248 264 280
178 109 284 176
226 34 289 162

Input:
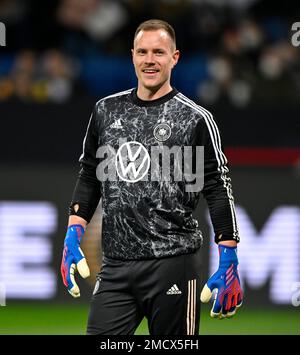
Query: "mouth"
142 68 159 76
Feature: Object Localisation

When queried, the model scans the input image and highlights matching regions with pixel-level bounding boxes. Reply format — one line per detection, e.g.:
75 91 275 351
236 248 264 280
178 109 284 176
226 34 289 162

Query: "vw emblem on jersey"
153 122 172 142
115 141 150 182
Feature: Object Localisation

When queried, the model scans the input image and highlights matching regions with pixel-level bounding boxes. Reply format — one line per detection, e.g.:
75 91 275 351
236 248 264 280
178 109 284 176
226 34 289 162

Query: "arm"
195 115 243 318
68 215 87 228
219 240 237 247
61 106 101 298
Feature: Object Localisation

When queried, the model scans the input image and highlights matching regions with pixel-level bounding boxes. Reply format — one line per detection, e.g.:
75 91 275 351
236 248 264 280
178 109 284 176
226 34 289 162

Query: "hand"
60 224 90 298
200 245 243 319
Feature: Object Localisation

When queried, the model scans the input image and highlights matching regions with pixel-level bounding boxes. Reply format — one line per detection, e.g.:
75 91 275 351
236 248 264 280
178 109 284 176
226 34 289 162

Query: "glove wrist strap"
66 224 85 244
218 245 238 267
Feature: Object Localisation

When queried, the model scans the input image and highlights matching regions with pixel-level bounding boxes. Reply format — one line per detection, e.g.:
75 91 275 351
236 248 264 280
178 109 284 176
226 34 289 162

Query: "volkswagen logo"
115 141 150 182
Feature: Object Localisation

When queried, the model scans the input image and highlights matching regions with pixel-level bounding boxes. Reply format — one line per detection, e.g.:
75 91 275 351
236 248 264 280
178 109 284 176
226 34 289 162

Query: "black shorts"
86 248 202 335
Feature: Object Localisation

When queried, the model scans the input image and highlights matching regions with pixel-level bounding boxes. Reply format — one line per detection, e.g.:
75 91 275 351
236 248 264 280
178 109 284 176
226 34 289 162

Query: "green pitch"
0 303 299 335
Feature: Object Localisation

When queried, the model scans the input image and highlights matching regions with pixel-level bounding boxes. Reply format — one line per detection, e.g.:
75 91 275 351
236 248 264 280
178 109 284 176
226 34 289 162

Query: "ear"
172 49 180 68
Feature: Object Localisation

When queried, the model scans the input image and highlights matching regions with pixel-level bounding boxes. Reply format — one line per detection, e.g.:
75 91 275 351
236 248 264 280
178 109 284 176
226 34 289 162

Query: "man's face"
132 29 179 92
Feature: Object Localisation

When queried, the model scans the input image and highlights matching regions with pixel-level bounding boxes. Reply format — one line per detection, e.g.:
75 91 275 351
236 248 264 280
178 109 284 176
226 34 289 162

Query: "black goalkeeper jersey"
70 88 239 260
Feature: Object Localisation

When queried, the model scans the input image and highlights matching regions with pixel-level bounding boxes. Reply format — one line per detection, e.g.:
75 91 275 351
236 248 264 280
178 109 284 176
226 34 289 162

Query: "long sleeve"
69 106 102 223
196 115 239 244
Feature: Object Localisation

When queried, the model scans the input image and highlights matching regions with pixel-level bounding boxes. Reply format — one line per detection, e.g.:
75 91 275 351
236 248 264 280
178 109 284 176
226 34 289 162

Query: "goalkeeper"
61 19 243 335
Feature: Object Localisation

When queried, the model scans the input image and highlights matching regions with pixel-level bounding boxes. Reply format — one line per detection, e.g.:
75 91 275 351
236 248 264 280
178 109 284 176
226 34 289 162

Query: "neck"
137 83 173 101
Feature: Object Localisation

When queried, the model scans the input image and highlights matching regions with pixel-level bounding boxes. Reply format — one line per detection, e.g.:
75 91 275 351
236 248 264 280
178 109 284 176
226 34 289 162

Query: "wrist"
218 240 237 247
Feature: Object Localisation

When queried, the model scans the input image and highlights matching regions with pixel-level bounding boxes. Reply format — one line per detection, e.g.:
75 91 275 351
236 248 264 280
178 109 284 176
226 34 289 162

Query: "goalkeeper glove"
60 224 90 298
200 245 243 319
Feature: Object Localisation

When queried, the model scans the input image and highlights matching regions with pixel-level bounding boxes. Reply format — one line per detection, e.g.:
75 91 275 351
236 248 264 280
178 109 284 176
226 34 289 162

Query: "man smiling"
132 25 179 100
61 19 243 335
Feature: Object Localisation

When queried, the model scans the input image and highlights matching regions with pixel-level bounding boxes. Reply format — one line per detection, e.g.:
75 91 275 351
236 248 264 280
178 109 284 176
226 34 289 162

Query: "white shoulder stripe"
97 88 134 103
175 94 238 236
174 95 223 167
185 94 228 165
79 111 94 162
176 93 227 165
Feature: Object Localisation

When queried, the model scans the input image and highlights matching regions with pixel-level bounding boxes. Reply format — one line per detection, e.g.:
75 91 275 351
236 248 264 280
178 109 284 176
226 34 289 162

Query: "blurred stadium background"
0 0 299 335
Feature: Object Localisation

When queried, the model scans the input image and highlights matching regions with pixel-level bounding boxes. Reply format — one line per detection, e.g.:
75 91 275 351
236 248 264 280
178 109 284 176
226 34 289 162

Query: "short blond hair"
134 19 176 49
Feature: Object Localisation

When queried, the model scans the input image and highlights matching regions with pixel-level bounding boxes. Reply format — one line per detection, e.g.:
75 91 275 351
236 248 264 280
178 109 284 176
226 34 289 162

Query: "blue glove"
201 245 243 319
61 224 90 298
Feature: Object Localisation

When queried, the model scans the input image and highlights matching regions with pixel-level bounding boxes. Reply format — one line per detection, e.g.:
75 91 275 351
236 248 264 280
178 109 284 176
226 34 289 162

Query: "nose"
144 52 155 64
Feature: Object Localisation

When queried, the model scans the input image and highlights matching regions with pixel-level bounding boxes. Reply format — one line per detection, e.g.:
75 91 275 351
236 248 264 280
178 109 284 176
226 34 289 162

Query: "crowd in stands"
0 0 299 106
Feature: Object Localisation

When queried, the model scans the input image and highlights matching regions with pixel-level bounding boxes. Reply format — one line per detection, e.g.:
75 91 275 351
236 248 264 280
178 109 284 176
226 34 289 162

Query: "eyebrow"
135 48 166 52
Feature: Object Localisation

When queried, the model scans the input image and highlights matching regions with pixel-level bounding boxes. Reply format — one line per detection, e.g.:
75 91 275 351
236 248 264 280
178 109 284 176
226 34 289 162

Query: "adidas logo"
166 284 182 295
110 119 123 129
